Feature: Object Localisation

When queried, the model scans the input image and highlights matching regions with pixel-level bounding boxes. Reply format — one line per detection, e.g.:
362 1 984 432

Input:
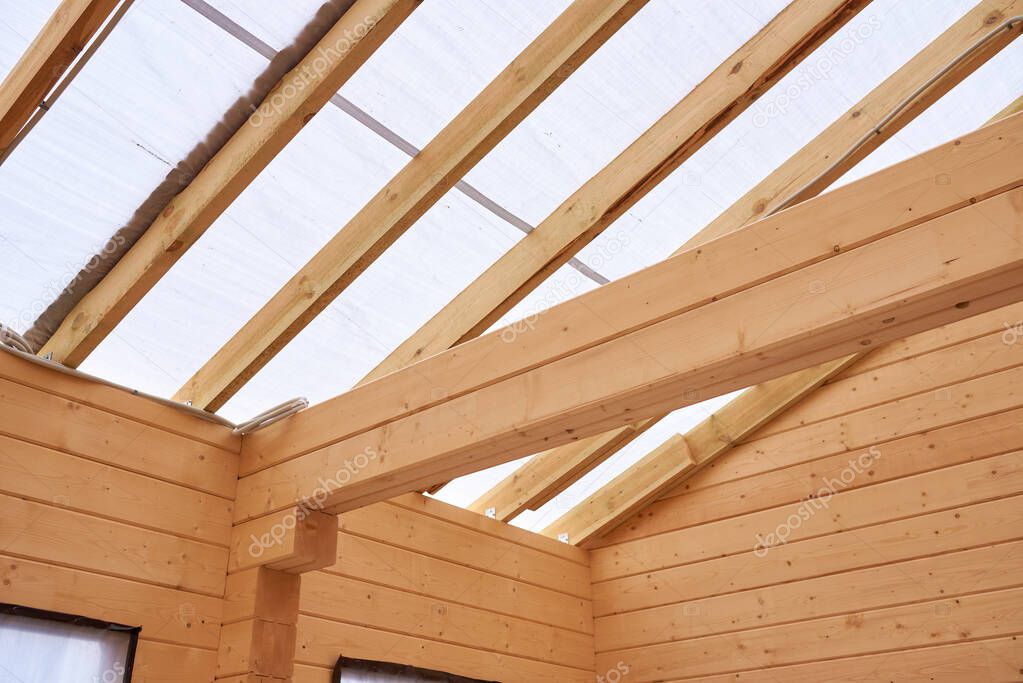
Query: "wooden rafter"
0 0 119 156
474 0 1023 518
360 0 870 500
233 113 1023 521
174 0 649 411
364 0 868 383
38 0 420 366
542 90 1023 546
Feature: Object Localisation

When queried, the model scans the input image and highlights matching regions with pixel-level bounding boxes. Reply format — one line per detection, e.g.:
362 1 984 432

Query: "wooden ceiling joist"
38 0 420 367
543 86 1023 548
232 112 1023 522
474 0 1023 520
0 0 120 156
174 0 649 411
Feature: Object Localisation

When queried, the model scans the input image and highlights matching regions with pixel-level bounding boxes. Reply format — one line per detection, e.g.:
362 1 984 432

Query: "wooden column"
216 508 338 681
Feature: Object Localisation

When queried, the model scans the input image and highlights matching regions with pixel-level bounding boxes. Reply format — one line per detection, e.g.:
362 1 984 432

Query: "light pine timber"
595 540 1023 650
599 404 1023 546
299 572 595 669
0 0 119 154
239 111 1023 475
393 0 870 502
469 418 656 520
595 587 1023 679
39 0 420 367
295 615 593 682
216 567 301 680
553 314 1023 545
756 325 1023 438
489 1 1023 522
328 532 593 633
591 493 1023 610
233 117 1023 521
0 492 227 596
228 508 337 574
0 433 233 544
0 374 238 498
679 363 1023 494
133 640 219 683
390 491 588 563
540 353 860 544
0 349 239 451
691 637 1023 683
589 449 1023 581
372 0 869 380
175 0 649 411
337 500 591 598
0 554 222 649
825 298 1023 378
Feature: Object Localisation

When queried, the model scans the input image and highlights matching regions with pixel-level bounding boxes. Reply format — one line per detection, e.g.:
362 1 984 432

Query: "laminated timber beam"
539 67 1023 547
174 0 650 411
474 0 1023 519
38 0 420 367
0 0 119 156
232 111 1023 523
382 0 872 498
378 0 870 499
540 354 861 544
355 0 869 498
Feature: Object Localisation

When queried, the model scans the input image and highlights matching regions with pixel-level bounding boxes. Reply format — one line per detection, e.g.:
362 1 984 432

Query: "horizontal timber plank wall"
0 351 241 682
587 301 1023 681
293 492 594 682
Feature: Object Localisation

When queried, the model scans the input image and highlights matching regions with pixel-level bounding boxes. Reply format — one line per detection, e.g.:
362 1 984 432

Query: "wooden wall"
292 493 595 682
0 352 597 682
0 351 241 682
8 298 1021 682
588 301 1023 681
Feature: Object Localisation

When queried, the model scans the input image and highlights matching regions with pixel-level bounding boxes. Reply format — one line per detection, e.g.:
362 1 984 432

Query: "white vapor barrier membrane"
435 0 1023 522
0 1 1020 530
0 613 134 683
0 0 267 332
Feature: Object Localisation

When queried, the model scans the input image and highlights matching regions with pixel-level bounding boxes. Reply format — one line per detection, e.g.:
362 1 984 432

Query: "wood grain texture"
239 110 1023 476
518 3 1023 532
176 0 648 411
235 132 1023 518
40 0 419 368
589 308 1023 680
0 0 118 153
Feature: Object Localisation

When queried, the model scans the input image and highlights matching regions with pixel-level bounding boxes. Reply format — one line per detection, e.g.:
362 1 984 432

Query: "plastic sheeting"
1 0 1020 529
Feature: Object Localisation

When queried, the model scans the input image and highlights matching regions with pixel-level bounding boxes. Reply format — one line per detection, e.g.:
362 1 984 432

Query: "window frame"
0 602 141 682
